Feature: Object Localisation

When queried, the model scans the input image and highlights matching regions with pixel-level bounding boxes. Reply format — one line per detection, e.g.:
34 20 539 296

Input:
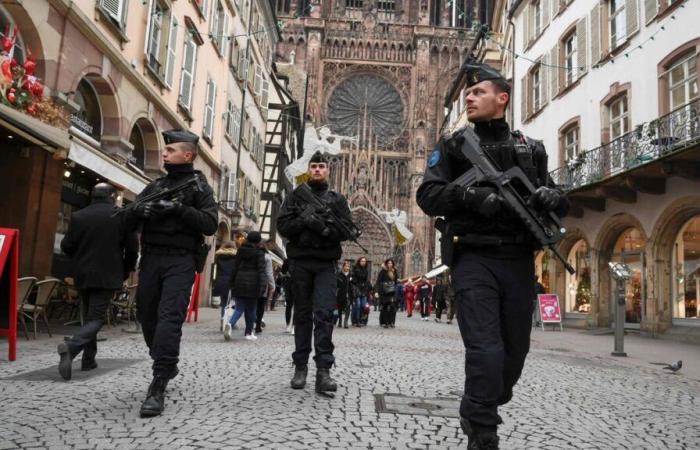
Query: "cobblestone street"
1 308 699 449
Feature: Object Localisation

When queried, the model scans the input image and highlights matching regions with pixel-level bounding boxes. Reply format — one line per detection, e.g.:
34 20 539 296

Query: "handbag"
222 296 235 326
381 280 396 295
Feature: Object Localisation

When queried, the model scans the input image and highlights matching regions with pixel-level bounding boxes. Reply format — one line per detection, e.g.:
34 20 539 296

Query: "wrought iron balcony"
550 97 700 191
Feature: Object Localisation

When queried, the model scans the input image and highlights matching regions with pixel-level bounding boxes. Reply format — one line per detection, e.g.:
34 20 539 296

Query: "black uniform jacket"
276 181 353 261
416 119 568 254
61 200 138 290
229 243 267 299
128 163 218 252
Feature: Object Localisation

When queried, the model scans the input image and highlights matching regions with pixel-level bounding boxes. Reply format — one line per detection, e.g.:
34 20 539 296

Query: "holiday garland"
0 27 66 127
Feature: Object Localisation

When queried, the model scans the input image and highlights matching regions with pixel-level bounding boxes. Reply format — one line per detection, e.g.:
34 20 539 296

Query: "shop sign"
69 113 94 135
538 294 563 331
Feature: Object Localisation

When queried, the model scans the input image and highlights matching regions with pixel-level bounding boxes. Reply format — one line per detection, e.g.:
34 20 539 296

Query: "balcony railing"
550 97 700 191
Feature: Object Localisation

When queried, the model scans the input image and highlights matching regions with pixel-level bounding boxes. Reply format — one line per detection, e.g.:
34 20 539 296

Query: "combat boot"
315 368 338 393
290 365 308 389
460 418 500 450
139 377 168 418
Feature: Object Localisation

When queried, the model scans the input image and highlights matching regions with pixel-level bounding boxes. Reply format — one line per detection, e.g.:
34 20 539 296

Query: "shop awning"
0 104 70 151
68 131 149 194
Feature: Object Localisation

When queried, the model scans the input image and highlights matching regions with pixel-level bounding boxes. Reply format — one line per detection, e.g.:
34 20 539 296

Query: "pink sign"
538 294 562 323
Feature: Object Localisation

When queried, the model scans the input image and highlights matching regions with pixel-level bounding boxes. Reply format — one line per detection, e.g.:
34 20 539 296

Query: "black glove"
152 199 184 216
303 212 330 236
134 201 156 219
452 185 506 217
530 187 562 212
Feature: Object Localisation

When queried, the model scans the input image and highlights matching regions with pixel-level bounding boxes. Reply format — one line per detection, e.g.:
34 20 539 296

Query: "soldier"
277 151 354 395
127 129 217 418
57 183 138 380
416 62 569 449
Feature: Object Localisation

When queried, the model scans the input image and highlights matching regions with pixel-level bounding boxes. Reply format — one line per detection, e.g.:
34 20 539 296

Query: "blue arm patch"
428 149 441 168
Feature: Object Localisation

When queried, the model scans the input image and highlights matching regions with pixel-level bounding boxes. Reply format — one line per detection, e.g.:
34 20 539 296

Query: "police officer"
276 151 354 394
416 62 569 449
58 183 138 380
127 129 218 418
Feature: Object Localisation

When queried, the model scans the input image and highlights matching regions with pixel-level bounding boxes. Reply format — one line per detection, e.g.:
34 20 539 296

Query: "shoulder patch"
428 149 441 168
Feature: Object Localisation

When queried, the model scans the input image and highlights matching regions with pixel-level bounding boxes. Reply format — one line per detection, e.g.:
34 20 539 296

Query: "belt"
453 233 527 247
142 245 192 255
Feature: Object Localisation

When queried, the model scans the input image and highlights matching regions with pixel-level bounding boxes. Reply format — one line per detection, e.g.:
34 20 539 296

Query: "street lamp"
608 261 632 357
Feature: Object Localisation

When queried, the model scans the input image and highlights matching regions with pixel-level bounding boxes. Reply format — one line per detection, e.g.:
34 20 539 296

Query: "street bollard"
608 262 632 357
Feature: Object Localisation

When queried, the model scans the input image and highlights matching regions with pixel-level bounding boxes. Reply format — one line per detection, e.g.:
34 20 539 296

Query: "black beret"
462 60 506 88
247 231 262 244
308 150 328 164
163 129 199 145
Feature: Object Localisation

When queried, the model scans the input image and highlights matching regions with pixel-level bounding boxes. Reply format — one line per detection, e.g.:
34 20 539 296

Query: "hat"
163 129 199 145
462 59 506 88
308 151 328 164
246 231 262 244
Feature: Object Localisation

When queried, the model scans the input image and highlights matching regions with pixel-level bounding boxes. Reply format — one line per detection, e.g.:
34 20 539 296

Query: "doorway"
610 227 646 329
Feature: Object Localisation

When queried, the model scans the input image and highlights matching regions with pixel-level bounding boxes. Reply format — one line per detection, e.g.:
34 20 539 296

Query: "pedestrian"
213 241 237 329
271 268 282 311
336 261 353 328
416 61 569 448
375 258 398 328
255 239 276 334
351 257 372 326
277 150 354 394
57 183 138 381
404 278 416 317
432 277 447 322
126 129 218 418
224 231 267 342
395 279 405 313
417 278 432 321
446 275 456 325
281 259 295 334
533 276 546 327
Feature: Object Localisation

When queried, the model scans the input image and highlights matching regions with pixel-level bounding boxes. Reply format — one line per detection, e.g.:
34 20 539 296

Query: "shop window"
129 124 146 170
565 239 591 313
611 227 645 325
673 216 700 319
0 12 24 64
71 79 102 141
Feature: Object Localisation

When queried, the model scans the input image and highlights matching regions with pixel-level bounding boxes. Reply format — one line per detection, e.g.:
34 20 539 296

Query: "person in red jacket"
404 279 416 317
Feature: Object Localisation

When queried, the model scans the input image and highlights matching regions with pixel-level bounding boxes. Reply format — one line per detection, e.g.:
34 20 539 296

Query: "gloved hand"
452 185 506 217
530 187 562 212
133 201 156 219
152 199 183 216
304 212 329 235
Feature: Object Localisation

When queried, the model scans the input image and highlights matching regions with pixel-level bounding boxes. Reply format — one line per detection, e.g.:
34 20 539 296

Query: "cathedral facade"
275 0 487 276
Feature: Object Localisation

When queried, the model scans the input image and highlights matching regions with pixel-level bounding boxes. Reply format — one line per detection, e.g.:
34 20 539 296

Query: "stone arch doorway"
650 196 700 332
342 205 394 280
71 73 122 155
128 117 160 177
594 213 647 328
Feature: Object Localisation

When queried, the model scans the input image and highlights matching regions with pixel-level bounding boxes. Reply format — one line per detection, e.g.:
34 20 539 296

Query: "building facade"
274 0 492 276
482 0 700 340
0 0 281 304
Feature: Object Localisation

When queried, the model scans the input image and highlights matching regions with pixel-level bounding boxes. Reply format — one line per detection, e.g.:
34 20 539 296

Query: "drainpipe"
509 17 516 127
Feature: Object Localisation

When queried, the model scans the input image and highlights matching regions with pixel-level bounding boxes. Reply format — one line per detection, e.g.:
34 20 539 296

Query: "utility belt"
453 233 528 247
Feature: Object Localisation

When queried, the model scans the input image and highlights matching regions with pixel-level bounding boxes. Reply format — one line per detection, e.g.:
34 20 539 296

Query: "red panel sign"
538 294 562 323
0 228 19 361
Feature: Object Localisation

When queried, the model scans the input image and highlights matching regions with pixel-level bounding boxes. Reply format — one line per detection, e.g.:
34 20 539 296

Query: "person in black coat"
375 259 398 328
281 259 295 333
350 257 372 326
432 277 447 322
336 261 353 329
57 183 138 381
213 241 237 322
224 231 266 340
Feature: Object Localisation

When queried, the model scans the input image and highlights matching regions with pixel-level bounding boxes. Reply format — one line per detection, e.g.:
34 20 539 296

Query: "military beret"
462 60 506 88
163 129 199 145
308 150 328 164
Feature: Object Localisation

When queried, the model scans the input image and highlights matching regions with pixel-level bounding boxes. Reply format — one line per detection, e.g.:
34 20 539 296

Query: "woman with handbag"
213 241 237 330
351 257 372 327
375 259 398 328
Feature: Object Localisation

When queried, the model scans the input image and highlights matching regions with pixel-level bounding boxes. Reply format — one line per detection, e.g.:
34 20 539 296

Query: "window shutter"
590 3 601 64
261 77 269 112
101 0 124 23
541 56 549 107
222 13 230 57
179 34 196 110
238 49 248 80
247 60 256 89
520 76 528 122
211 0 220 47
165 17 178 87
521 5 530 51
550 45 559 99
228 176 236 206
208 80 217 138
576 17 588 76
626 0 639 37
527 5 535 45
644 0 658 24
144 0 154 55
254 65 263 99
233 106 241 144
542 0 550 29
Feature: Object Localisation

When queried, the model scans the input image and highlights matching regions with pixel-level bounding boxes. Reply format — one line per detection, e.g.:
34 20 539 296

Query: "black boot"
315 368 337 393
81 358 98 371
57 343 73 381
139 377 168 418
290 365 308 389
460 418 499 450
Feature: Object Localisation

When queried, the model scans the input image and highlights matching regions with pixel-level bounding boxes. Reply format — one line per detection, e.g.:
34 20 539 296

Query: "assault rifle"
295 183 368 253
446 127 575 275
112 175 204 217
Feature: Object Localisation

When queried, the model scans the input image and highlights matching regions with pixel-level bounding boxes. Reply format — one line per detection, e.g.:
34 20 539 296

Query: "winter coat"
351 265 372 297
337 271 352 307
404 284 416 304
60 200 138 290
432 284 447 306
394 282 405 303
229 243 266 300
375 267 398 302
417 282 432 300
212 247 237 299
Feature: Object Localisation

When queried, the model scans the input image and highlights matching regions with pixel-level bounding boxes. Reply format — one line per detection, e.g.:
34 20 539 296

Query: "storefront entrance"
610 228 646 329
